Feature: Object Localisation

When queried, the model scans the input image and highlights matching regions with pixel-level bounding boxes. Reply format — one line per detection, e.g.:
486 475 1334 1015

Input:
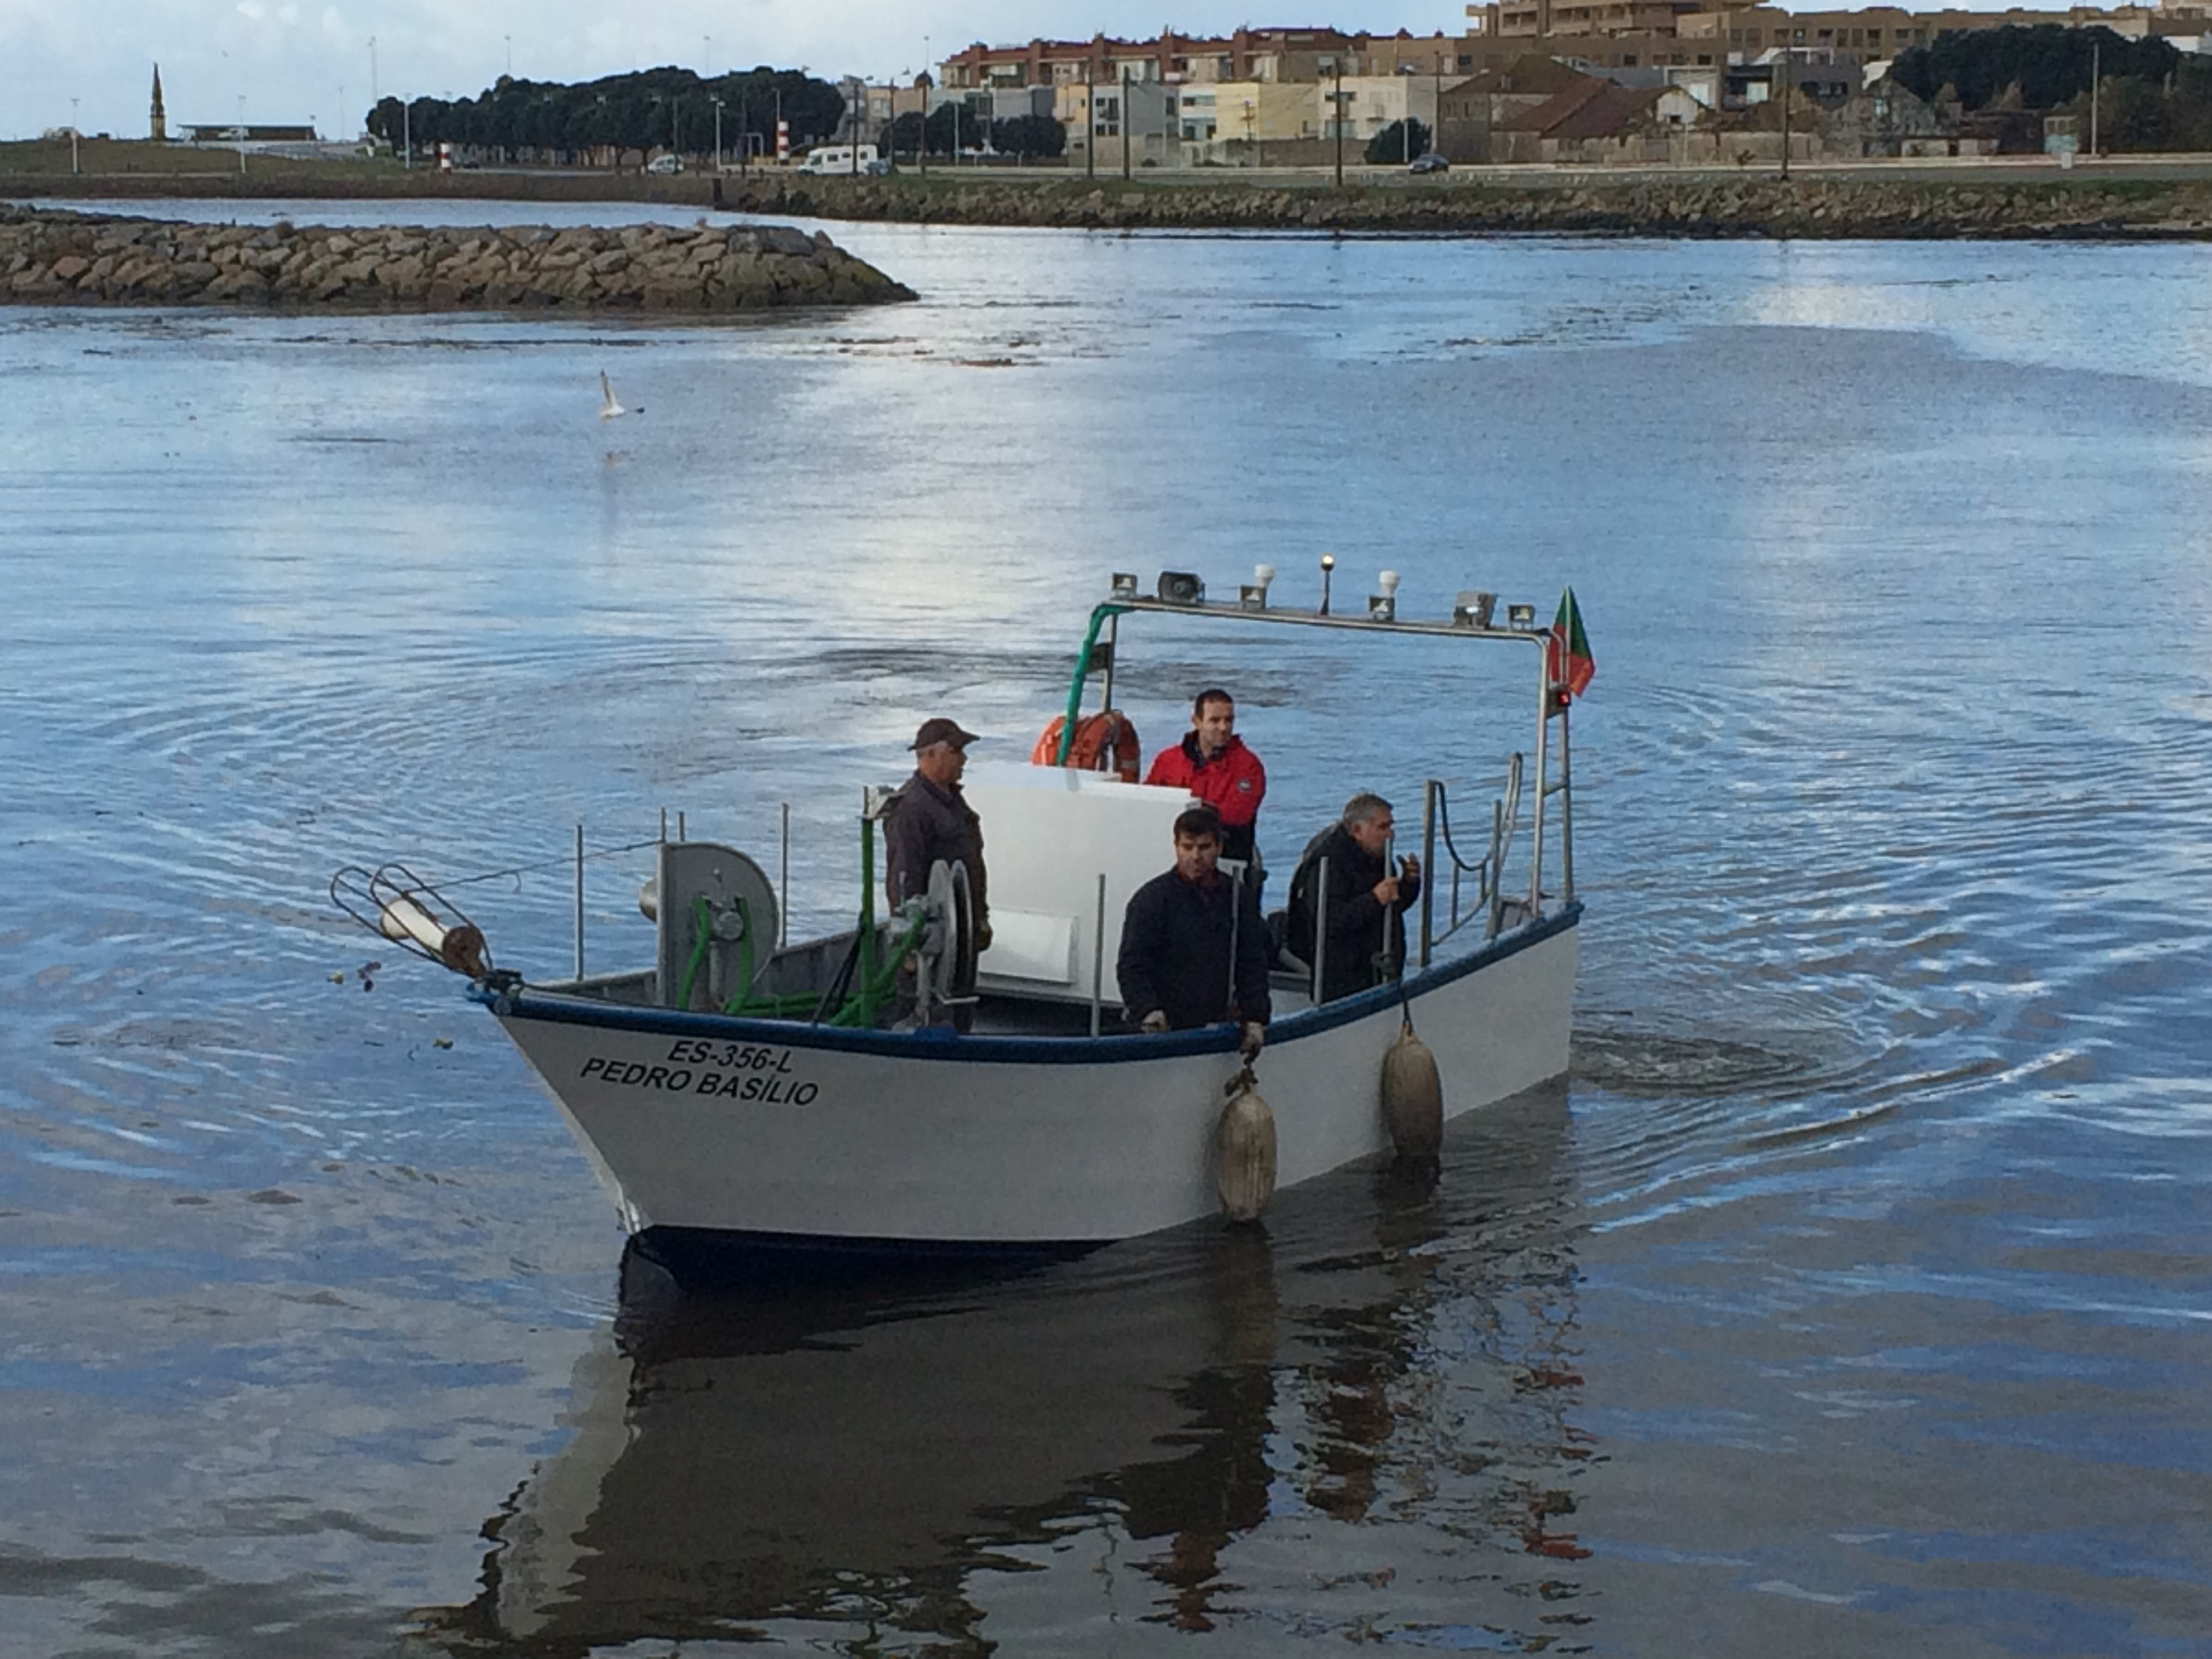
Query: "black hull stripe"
473 902 1580 1068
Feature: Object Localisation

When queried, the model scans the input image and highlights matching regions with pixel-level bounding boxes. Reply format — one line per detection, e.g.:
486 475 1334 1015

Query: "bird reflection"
416 1080 1587 1655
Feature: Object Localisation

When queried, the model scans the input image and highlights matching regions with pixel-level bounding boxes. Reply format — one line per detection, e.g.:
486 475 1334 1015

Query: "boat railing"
1416 756 1521 964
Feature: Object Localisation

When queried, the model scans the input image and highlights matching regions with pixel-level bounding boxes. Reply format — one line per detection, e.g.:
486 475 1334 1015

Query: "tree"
925 100 984 157
993 113 1066 159
1891 25 2175 111
883 110 926 156
1366 118 1431 165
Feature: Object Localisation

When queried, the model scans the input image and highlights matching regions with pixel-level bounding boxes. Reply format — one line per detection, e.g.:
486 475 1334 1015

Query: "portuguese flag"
1547 588 1595 701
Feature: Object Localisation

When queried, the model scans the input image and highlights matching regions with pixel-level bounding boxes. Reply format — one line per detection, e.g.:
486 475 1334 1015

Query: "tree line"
1890 26 2212 150
367 67 846 156
880 108 1066 160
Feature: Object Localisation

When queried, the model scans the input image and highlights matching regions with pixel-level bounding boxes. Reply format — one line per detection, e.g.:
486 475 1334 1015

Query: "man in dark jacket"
1287 792 1423 1004
884 718 990 1029
1118 807 1269 1053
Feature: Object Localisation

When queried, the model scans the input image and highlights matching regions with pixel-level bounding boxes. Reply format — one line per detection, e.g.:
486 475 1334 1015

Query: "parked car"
1408 152 1450 175
644 154 683 175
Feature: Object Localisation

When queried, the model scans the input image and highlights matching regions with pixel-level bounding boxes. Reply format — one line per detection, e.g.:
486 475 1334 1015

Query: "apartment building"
1471 0 2212 44
939 28 1363 90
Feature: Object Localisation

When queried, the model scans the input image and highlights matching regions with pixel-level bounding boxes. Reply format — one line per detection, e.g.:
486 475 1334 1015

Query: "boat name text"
579 1047 821 1106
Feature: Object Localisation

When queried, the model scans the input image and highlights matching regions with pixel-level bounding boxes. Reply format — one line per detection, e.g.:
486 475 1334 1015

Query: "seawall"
722 172 2212 239
0 205 914 312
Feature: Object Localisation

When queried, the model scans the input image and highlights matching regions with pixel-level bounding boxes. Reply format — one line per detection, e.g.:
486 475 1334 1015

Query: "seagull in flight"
599 371 639 419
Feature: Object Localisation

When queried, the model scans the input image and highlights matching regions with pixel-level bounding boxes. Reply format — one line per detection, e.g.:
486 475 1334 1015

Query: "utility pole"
712 96 722 171
2091 38 2102 157
69 98 79 176
237 93 246 175
1122 68 1132 178
1332 58 1345 187
921 35 931 177
1778 47 1791 180
1084 67 1094 178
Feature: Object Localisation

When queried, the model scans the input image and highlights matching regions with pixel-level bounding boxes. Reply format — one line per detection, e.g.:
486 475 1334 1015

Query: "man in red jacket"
1144 688 1267 869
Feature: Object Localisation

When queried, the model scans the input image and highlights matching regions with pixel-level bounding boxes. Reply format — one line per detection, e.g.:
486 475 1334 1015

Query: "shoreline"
9 161 2212 239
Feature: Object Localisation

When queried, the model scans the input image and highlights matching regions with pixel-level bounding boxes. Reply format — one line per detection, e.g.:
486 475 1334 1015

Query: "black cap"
912 717 979 752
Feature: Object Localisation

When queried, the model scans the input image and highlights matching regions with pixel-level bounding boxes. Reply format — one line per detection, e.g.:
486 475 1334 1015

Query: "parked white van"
794 144 888 176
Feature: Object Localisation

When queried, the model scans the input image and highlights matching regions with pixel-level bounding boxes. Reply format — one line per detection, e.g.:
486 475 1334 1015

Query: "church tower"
150 64 167 142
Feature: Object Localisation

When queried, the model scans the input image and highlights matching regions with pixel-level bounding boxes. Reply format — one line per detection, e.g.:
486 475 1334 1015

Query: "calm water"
4 201 2211 1656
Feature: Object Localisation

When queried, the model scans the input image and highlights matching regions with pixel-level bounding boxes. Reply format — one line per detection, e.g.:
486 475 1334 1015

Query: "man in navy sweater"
1117 807 1270 1056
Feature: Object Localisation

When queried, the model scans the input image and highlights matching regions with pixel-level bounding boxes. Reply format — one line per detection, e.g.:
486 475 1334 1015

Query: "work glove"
1141 1010 1170 1034
1239 1021 1265 1061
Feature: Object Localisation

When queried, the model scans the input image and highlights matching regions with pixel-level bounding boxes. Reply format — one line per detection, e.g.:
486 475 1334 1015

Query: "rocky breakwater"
0 205 914 312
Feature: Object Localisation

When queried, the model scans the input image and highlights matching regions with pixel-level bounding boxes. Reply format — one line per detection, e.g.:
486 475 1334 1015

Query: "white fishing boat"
333 565 1589 1257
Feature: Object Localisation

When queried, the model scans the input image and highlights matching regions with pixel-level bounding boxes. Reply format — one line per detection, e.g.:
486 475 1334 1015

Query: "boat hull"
483 904 1578 1245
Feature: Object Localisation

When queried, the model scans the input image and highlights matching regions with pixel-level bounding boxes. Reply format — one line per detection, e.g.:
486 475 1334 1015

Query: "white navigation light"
1318 553 1336 617
1508 602 1537 630
1110 572 1140 600
1369 568 1400 622
1157 571 1205 605
1240 562 1275 611
1454 590 1498 629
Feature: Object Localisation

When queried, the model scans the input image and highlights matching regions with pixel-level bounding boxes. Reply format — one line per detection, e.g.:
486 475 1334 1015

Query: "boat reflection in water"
419 1082 1589 1654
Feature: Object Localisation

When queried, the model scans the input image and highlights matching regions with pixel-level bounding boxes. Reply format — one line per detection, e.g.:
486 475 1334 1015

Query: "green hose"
824 909 928 1027
1054 602 1128 764
674 895 716 1012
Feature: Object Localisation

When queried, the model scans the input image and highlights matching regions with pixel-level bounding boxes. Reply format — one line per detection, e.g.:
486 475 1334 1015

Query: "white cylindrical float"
378 894 487 977
1379 1021 1443 1163
1216 1070 1277 1223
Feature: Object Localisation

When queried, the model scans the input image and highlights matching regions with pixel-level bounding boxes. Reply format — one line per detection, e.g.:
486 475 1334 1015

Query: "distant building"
150 64 166 142
1469 0 2212 47
180 123 319 143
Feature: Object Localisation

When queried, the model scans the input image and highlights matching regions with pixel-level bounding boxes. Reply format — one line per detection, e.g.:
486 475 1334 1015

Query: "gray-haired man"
1286 792 1422 1004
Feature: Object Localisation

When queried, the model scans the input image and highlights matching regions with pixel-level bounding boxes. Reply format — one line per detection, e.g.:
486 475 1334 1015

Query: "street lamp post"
237 94 247 175
2091 37 2102 157
1777 45 1791 180
505 35 512 79
1326 58 1345 187
712 96 723 171
1122 67 1131 179
69 98 79 176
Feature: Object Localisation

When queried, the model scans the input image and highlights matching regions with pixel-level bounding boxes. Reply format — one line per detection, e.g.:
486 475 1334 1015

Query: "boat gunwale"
470 901 1579 1067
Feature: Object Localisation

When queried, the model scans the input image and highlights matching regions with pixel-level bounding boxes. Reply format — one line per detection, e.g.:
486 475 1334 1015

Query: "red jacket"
1145 735 1267 861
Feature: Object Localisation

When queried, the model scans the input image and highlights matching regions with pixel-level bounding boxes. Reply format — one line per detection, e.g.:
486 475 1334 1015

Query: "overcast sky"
5 0 2054 140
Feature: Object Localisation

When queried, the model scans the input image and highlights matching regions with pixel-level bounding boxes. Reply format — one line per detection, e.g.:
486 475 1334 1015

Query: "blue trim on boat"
469 901 1580 1067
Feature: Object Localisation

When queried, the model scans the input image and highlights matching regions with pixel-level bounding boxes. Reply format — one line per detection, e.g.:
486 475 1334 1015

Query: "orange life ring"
1032 711 1142 783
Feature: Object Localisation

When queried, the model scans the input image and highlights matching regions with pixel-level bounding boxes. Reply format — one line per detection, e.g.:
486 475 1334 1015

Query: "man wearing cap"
884 720 991 1028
